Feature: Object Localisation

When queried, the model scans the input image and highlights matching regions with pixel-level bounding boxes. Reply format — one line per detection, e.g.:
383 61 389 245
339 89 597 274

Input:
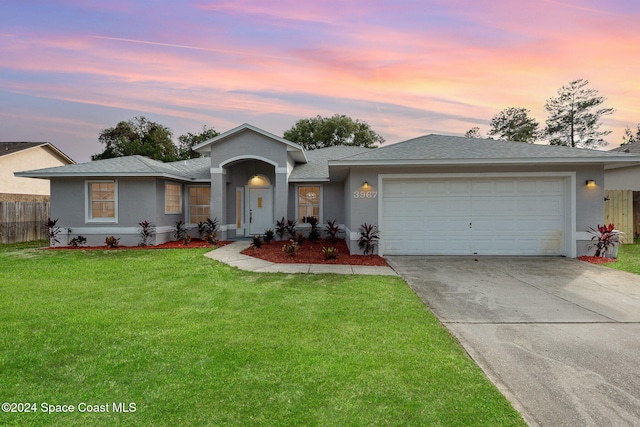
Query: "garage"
381 175 569 256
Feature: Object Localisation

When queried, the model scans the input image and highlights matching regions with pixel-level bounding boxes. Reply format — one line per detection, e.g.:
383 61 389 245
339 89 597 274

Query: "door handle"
469 222 472 229
250 209 253 223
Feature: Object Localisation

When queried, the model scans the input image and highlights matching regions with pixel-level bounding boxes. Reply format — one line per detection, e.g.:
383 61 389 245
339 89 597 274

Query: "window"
189 187 210 224
86 180 117 222
297 185 321 223
165 182 182 214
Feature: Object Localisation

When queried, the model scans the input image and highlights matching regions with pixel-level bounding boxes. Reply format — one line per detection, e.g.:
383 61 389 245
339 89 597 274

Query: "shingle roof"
289 146 371 181
1 142 75 163
609 142 640 154
332 134 640 165
16 155 210 181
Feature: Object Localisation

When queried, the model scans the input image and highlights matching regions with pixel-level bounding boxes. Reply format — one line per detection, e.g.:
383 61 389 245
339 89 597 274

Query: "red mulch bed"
577 256 617 264
241 238 388 266
46 239 232 250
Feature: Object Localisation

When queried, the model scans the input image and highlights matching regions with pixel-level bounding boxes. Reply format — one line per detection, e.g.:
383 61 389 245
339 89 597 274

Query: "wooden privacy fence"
0 194 50 244
604 190 634 243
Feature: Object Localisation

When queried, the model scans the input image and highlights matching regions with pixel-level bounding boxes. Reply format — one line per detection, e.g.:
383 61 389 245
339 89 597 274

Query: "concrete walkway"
204 241 397 275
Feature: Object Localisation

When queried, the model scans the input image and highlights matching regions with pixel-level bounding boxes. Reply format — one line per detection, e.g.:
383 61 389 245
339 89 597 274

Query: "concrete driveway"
386 256 640 427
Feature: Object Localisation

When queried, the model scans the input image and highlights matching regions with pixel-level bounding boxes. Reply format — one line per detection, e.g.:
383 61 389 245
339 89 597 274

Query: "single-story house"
16 123 640 257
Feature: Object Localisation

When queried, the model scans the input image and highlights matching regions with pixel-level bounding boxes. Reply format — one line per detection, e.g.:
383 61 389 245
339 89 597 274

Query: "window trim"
187 185 211 225
296 184 323 225
165 182 183 214
85 180 118 223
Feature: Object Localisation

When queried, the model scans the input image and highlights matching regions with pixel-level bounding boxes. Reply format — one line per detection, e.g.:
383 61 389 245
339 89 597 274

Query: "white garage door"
382 177 567 256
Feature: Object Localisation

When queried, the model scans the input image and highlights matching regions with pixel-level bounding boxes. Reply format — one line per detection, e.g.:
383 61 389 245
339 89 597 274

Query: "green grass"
606 239 640 274
0 243 525 426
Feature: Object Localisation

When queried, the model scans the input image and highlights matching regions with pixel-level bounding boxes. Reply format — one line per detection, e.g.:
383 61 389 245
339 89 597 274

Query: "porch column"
274 169 288 224
211 169 227 240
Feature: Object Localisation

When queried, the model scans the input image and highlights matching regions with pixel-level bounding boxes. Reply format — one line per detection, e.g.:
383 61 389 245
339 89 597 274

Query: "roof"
330 134 640 169
609 142 640 154
15 155 210 181
0 142 75 164
193 123 307 163
289 146 371 181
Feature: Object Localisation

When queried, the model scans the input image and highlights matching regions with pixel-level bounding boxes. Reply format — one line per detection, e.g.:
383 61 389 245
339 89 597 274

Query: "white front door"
248 187 273 235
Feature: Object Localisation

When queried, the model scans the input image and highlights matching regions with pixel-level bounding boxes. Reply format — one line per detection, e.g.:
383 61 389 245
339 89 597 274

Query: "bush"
138 220 155 246
45 217 61 246
174 220 187 241
322 246 339 260
358 223 379 255
282 239 299 257
69 235 87 248
325 219 340 244
307 217 320 242
275 217 287 240
252 235 262 249
285 219 297 239
264 229 274 244
197 218 218 244
105 236 120 248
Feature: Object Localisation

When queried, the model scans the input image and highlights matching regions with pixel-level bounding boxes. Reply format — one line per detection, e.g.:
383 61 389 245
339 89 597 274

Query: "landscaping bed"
577 256 617 265
46 239 231 250
241 238 388 266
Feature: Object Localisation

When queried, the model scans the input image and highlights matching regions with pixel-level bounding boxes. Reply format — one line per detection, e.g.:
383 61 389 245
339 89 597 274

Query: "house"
16 124 640 257
1 142 75 197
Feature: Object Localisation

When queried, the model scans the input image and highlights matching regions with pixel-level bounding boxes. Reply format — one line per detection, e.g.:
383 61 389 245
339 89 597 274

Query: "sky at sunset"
1 0 639 162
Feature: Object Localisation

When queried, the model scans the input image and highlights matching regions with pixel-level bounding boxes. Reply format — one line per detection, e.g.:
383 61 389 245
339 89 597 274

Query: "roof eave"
14 172 197 181
328 157 640 167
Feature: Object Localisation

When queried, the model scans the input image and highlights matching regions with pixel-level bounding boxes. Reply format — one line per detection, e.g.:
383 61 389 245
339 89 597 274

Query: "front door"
248 187 273 235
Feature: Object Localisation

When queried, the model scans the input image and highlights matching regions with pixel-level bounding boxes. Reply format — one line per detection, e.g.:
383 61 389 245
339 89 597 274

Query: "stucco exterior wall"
2 146 71 195
605 166 640 191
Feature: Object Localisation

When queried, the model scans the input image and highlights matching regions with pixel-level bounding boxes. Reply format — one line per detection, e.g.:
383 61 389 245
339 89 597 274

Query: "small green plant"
105 236 120 248
69 235 87 248
325 219 340 244
358 223 379 255
138 220 155 246
183 235 192 245
282 239 299 257
264 229 274 244
275 217 287 240
322 246 339 260
174 220 188 241
307 217 320 242
252 235 262 249
45 217 61 246
285 219 297 239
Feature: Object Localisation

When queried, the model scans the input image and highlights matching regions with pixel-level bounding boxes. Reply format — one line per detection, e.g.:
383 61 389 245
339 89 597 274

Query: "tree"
464 127 482 138
283 114 384 150
544 79 615 148
621 124 640 145
488 107 539 143
92 116 177 162
177 126 219 159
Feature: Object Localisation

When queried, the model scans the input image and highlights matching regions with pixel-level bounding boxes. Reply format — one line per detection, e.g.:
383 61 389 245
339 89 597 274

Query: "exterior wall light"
586 180 596 187
363 181 370 189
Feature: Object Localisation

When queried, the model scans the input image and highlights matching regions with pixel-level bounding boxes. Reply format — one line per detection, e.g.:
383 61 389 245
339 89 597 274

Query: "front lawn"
606 239 640 274
0 243 524 426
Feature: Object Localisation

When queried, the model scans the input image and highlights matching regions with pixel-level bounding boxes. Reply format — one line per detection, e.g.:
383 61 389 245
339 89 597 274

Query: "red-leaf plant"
588 223 620 257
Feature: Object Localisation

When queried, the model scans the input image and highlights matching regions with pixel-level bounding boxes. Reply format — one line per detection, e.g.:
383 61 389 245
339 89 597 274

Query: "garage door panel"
382 177 567 256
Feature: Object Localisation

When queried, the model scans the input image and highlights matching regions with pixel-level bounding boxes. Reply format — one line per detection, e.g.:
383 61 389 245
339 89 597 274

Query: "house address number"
353 191 377 199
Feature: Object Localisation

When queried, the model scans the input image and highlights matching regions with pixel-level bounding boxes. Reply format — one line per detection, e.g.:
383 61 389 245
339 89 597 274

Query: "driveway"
386 256 640 427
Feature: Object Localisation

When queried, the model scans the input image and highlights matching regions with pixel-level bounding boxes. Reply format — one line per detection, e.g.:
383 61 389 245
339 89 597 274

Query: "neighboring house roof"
193 123 308 163
609 142 640 154
289 146 371 181
15 155 211 182
0 142 75 164
330 134 640 169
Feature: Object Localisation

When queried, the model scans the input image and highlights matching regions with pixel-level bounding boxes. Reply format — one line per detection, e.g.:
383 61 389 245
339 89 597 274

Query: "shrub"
285 219 297 239
588 223 623 257
282 239 299 257
325 219 340 244
197 218 219 244
307 217 320 242
275 217 287 240
69 235 87 248
252 235 262 249
295 233 306 246
322 246 339 260
174 220 188 241
45 217 61 246
105 236 120 248
358 223 379 255
264 229 274 244
137 220 155 246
